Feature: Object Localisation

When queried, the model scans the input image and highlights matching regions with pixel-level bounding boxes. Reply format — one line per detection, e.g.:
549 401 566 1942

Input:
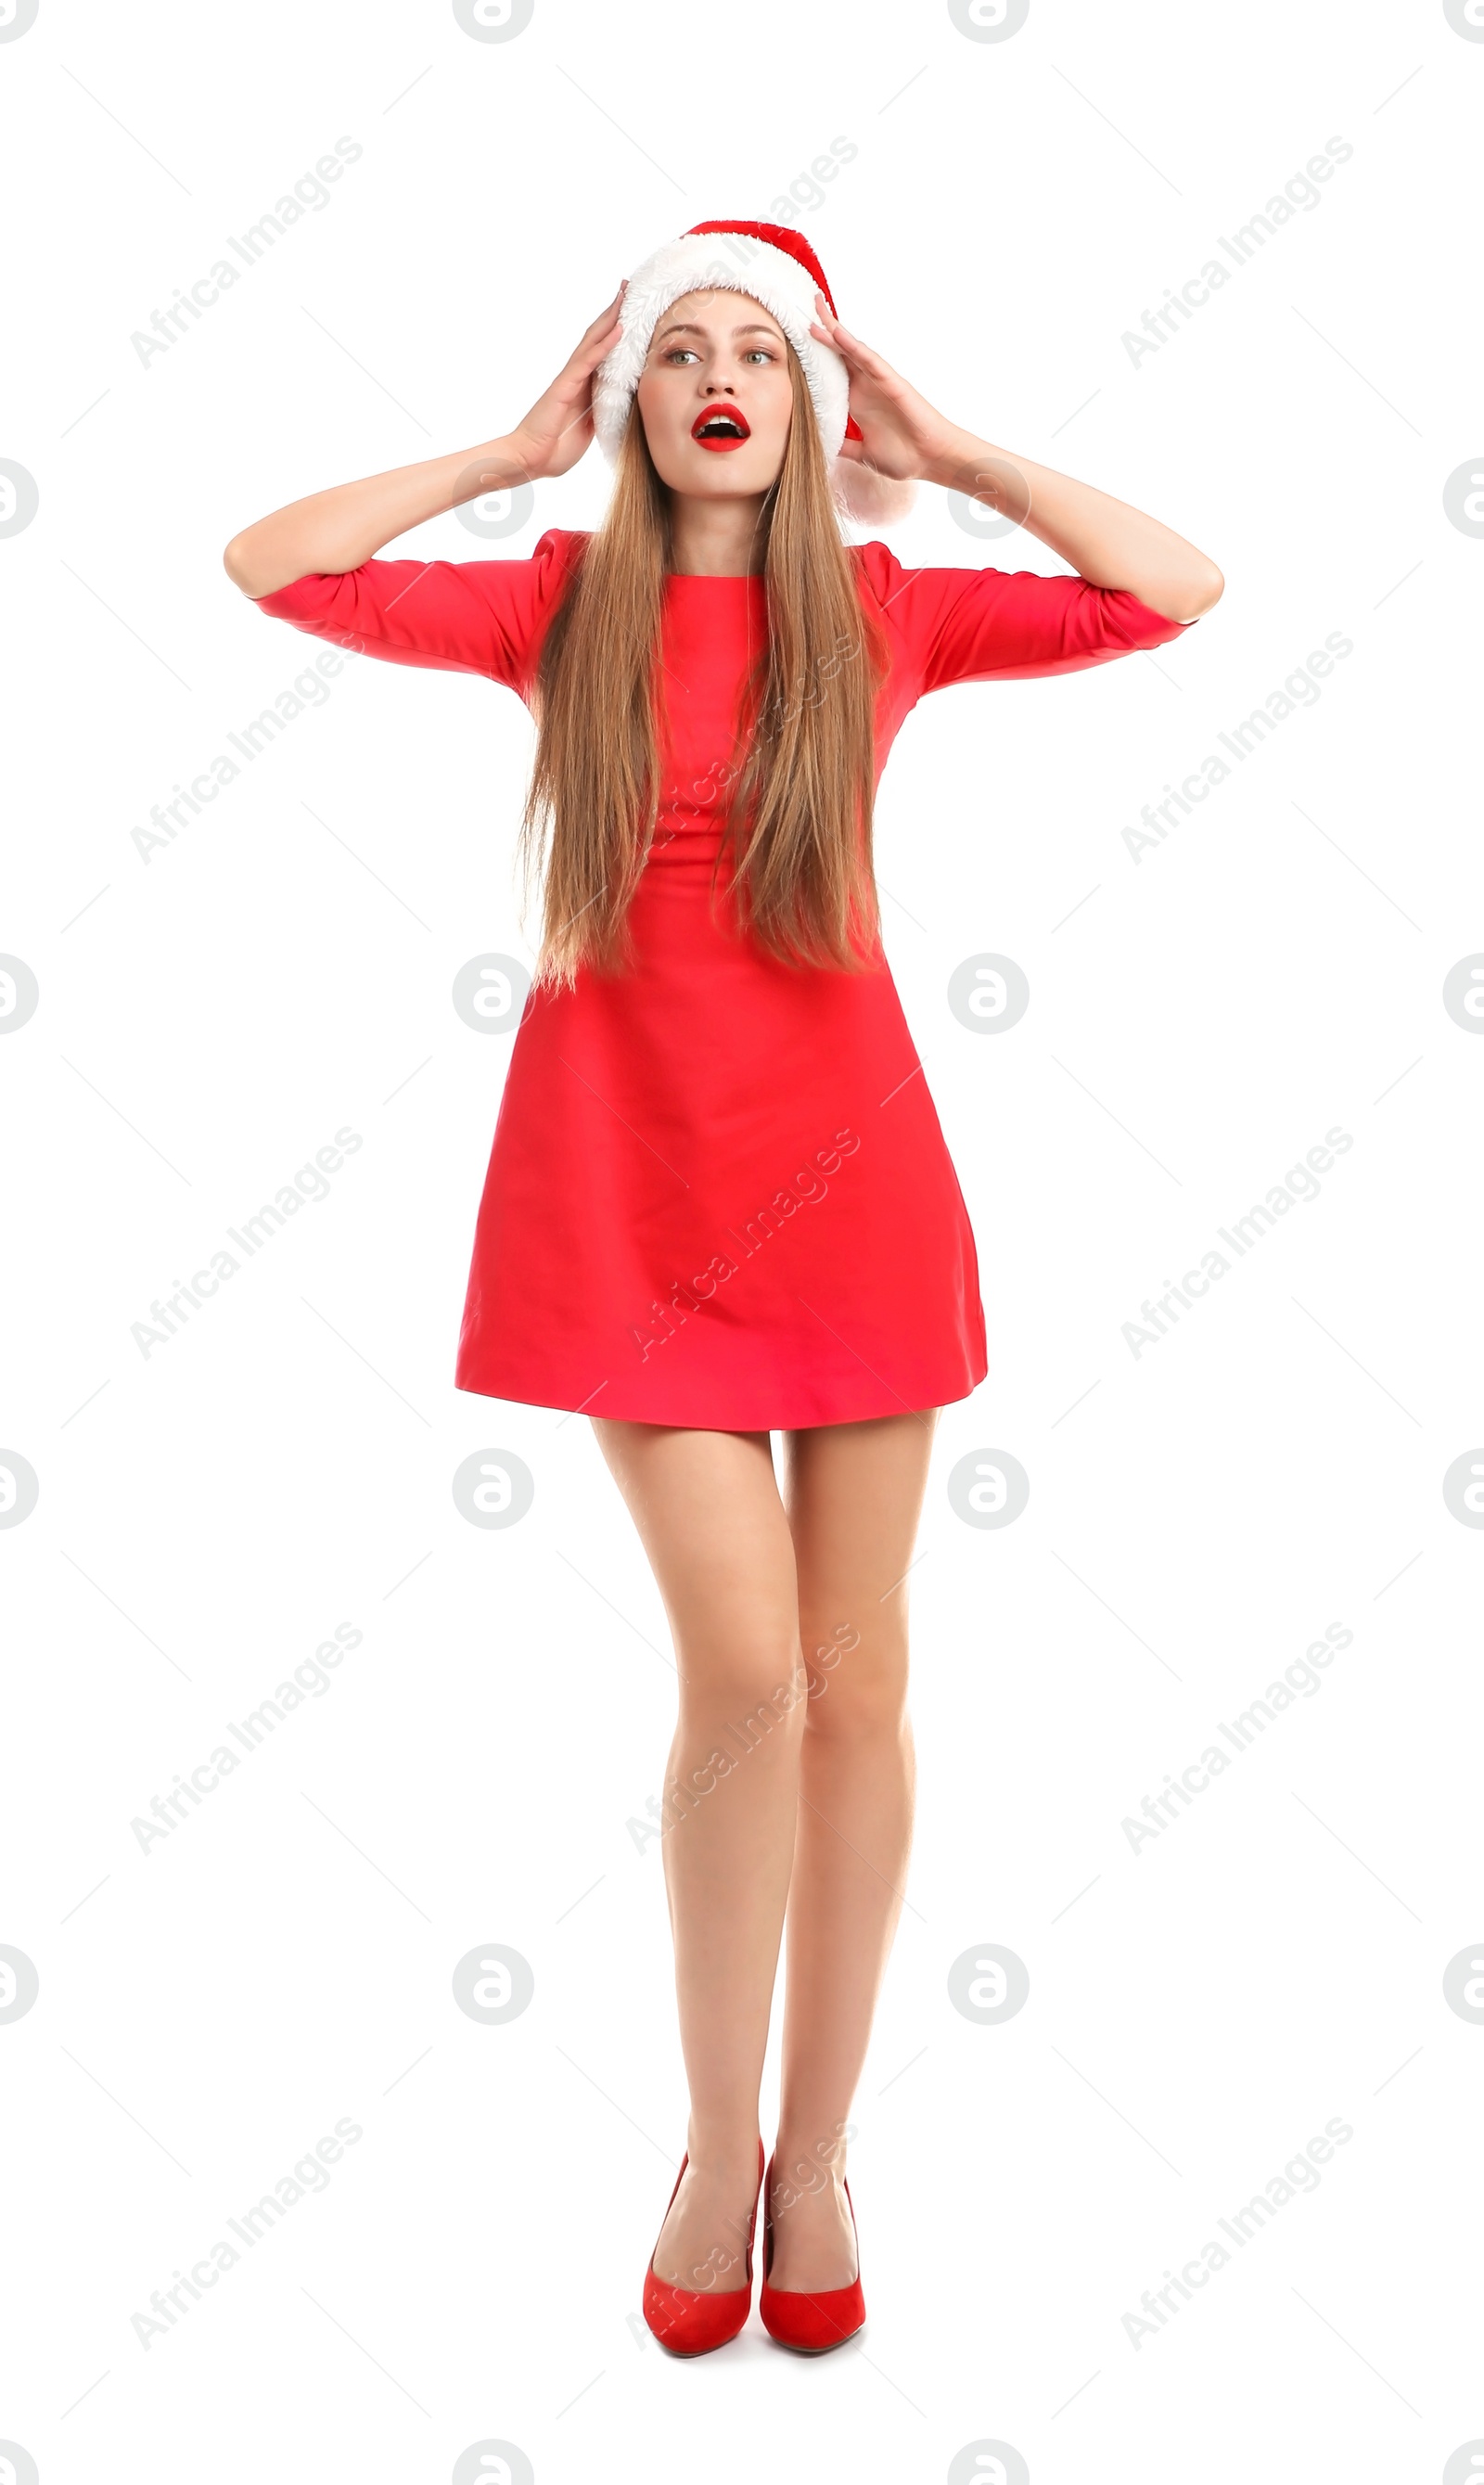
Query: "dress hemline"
452 1353 989 1430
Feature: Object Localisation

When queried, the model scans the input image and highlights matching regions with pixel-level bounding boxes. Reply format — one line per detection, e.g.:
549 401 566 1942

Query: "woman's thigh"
589 1421 801 1683
781 1411 941 1716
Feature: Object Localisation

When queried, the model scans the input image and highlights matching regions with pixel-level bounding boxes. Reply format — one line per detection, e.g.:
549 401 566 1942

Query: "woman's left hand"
809 292 965 483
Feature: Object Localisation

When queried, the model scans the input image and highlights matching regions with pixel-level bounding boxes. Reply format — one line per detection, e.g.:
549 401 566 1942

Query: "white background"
3 0 1481 2479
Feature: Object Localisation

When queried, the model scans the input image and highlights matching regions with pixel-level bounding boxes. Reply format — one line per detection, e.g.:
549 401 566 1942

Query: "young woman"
224 220 1222 2359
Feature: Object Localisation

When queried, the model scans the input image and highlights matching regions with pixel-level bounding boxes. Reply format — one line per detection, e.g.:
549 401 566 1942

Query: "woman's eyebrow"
653 319 784 344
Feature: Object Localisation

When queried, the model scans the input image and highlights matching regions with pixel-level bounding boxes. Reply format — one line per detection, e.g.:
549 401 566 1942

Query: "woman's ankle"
771 2129 849 2199
683 2127 761 2178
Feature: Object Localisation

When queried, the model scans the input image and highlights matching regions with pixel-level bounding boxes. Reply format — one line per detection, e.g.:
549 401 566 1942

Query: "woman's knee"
675 1629 809 1733
798 1622 909 1743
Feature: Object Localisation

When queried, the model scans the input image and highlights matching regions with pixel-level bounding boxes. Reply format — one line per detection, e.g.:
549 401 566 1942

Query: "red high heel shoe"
642 2138 764 2356
759 2152 866 2353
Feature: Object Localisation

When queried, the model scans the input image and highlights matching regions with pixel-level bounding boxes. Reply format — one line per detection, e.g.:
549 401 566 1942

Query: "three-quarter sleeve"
251 525 584 698
853 540 1194 699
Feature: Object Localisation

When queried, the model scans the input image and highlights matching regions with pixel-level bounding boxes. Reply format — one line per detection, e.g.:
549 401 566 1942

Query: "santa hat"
592 220 917 527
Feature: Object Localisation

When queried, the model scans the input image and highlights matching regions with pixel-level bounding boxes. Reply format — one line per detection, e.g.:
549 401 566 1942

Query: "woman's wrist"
920 427 1023 503
451 432 540 499
919 429 1034 531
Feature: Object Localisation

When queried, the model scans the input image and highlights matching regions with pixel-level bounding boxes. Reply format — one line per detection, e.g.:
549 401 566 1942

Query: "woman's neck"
666 491 771 577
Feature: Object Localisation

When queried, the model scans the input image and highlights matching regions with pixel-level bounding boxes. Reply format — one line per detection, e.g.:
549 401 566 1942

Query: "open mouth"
691 408 751 452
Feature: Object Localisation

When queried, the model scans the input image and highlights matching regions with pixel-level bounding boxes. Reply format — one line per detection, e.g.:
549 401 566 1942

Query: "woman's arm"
810 296 1224 625
921 435 1224 624
223 288 625 599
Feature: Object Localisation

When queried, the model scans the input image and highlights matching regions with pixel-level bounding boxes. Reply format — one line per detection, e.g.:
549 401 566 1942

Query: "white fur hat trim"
593 232 851 469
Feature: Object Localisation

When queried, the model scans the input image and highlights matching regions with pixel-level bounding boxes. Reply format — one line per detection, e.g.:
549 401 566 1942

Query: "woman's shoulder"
846 538 958 659
846 538 905 608
467 526 588 631
524 525 591 578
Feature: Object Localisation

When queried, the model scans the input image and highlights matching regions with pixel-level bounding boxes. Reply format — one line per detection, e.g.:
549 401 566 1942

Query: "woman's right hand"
507 285 628 481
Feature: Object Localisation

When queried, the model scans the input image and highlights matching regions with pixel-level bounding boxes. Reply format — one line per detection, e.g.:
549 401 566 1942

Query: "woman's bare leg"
591 1418 807 2290
767 1407 940 2290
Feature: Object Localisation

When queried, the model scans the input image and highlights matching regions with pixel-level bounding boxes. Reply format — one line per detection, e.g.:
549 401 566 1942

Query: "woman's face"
633 289 795 497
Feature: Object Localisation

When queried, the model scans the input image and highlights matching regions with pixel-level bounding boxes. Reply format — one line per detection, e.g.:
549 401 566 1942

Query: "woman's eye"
664 348 698 365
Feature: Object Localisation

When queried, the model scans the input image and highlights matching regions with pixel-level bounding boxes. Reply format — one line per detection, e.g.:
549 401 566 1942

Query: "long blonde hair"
518 342 889 986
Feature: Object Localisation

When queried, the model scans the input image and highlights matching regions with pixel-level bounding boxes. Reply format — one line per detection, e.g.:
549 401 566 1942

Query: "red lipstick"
691 406 750 452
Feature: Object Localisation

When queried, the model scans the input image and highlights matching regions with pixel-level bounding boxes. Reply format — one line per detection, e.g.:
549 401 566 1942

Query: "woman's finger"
576 324 621 374
572 288 627 357
826 324 897 383
587 282 626 328
563 302 625 384
583 302 626 351
810 318 878 378
811 290 898 382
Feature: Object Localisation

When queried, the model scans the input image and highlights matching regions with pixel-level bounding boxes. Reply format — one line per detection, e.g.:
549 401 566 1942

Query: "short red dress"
256 532 1187 1427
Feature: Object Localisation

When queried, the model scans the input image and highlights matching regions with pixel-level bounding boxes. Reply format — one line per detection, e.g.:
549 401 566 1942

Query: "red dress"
256 532 1187 1427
